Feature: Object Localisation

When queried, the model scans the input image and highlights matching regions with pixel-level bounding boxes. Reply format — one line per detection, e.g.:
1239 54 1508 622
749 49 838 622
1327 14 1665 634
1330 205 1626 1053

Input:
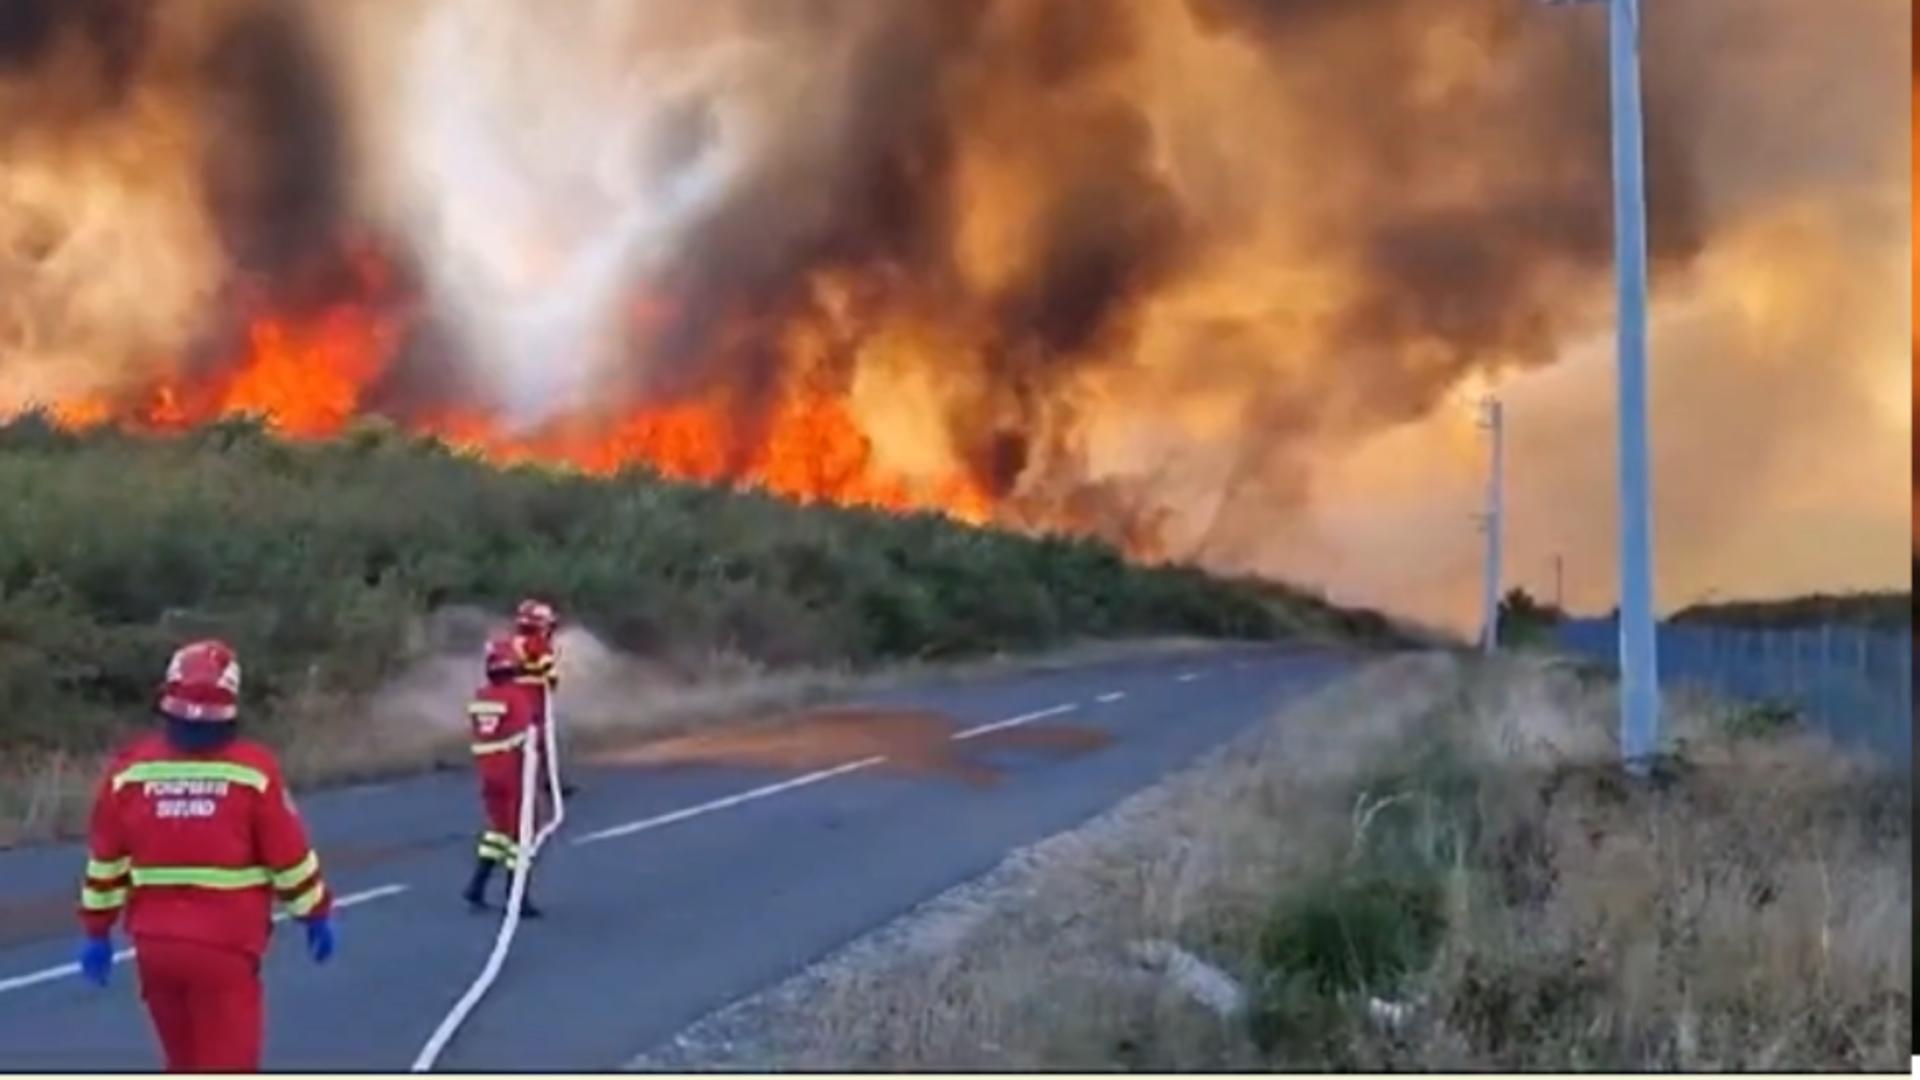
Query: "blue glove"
304 917 334 965
78 936 113 987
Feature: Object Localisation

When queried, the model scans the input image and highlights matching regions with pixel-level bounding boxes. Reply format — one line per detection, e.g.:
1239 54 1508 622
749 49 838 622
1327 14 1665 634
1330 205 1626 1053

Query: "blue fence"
1554 617 1913 762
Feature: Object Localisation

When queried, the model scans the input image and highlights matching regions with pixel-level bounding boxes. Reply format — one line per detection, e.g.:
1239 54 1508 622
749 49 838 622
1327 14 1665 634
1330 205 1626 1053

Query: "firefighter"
510 598 575 798
510 598 560 700
75 640 335 1073
462 635 545 917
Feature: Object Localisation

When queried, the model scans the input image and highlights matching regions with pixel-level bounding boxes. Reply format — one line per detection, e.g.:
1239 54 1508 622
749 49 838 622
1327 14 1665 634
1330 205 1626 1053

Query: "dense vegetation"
1669 589 1912 631
1495 587 1565 648
0 411 1389 758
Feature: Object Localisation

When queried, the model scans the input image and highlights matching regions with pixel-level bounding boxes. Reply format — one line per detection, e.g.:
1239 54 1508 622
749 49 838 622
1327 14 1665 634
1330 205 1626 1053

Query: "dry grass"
0 617 1223 849
644 653 1911 1072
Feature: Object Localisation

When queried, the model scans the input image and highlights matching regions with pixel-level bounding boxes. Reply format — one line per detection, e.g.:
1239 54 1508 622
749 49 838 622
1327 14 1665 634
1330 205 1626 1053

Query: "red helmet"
514 599 557 634
483 635 520 679
159 640 241 723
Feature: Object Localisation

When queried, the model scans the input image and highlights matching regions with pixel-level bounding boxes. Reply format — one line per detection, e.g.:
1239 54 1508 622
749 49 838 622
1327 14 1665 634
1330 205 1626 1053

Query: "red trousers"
480 758 528 838
483 768 529 837
134 936 263 1072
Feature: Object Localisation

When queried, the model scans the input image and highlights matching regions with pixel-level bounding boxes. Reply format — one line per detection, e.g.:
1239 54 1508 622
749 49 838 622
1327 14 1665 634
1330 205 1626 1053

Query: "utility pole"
1542 0 1660 774
1553 554 1565 611
1478 397 1504 654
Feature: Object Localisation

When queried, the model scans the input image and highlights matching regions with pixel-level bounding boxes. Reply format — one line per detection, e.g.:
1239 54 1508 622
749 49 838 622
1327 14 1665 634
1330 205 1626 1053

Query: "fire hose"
532 698 566 855
410 695 566 1071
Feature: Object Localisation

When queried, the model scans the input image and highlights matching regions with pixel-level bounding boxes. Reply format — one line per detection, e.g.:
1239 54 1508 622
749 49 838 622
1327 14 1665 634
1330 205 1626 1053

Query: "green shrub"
1256 869 1447 999
1246 712 1486 1059
1720 699 1801 740
0 416 1379 757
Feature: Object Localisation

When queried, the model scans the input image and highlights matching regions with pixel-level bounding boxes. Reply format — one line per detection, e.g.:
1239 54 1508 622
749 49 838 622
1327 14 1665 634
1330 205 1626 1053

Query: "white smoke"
323 0 874 429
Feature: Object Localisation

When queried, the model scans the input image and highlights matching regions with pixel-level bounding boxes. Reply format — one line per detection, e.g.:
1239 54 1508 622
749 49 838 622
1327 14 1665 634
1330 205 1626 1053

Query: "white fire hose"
410 693 566 1071
532 694 566 854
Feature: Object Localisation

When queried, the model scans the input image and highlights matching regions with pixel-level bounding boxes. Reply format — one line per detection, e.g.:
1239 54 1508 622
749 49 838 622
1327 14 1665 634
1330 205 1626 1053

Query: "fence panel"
1553 617 1913 763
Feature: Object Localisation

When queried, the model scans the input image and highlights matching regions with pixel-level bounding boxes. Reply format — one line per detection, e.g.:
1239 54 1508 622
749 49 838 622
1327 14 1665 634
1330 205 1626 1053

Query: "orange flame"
418 386 994 525
27 234 1001 527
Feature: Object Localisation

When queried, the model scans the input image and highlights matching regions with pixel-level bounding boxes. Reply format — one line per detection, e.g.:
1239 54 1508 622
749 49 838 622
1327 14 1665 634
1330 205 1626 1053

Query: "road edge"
620 652 1409 1071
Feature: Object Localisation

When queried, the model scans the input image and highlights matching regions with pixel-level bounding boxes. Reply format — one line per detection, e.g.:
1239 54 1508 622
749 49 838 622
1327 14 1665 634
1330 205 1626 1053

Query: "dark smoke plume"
1 0 1904 629
197 4 346 277
602 0 1717 530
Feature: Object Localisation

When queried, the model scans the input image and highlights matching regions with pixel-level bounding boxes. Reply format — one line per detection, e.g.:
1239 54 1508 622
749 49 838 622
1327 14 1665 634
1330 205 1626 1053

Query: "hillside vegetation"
0 411 1389 766
1668 590 1911 630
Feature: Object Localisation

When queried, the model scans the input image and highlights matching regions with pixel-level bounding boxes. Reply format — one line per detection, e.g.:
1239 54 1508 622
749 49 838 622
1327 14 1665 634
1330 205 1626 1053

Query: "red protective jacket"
510 631 559 723
78 734 332 959
468 682 539 781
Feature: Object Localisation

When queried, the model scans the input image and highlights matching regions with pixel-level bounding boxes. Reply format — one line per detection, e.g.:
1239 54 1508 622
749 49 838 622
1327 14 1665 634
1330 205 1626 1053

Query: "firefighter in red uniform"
510 598 560 714
510 598 574 798
462 635 546 917
75 640 335 1072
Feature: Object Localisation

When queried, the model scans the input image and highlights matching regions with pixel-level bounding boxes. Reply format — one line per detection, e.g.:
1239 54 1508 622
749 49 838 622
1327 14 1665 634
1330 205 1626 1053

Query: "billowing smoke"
0 0 1906 630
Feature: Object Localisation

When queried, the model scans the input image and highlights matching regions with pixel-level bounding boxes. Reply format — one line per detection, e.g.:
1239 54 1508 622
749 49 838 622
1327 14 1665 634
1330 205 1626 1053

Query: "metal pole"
1898 636 1912 757
1480 398 1505 653
1605 0 1660 774
1818 623 1833 739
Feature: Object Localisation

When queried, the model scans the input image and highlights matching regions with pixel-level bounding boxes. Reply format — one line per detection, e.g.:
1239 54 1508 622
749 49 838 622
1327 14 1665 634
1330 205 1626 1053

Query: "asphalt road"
0 644 1355 1071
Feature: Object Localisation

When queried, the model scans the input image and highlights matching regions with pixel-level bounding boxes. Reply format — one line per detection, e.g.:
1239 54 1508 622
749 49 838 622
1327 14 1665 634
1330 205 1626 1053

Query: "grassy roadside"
655 654 1910 1072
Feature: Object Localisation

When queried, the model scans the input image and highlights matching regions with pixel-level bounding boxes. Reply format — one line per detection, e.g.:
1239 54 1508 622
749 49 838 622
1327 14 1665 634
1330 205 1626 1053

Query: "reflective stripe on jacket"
78 735 332 957
468 688 535 753
510 633 560 692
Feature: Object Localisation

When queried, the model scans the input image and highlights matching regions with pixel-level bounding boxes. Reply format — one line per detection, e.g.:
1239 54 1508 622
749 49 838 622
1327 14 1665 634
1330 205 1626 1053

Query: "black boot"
463 859 495 911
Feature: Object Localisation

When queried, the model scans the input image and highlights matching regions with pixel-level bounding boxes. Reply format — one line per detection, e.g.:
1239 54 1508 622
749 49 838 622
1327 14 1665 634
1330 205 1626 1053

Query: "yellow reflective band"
284 881 327 918
477 843 518 866
471 733 528 755
86 856 131 880
480 831 518 851
468 702 507 716
81 886 127 911
271 851 319 890
112 761 268 793
130 866 271 889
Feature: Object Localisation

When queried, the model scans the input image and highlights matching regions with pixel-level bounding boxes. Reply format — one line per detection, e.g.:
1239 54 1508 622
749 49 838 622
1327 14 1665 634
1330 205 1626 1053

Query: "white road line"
1095 692 1126 704
293 882 410 919
951 703 1079 742
1176 672 1203 683
572 756 886 847
0 883 409 997
575 699 1084 848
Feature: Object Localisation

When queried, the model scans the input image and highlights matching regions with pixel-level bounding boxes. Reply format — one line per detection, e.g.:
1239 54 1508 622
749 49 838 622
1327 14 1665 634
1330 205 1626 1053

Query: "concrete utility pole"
1478 397 1504 654
1541 0 1660 774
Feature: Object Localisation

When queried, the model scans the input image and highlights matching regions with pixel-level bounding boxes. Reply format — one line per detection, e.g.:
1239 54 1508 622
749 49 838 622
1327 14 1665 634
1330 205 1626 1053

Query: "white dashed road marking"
578 701 1089 844
573 757 886 846
950 703 1080 742
0 883 410 997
